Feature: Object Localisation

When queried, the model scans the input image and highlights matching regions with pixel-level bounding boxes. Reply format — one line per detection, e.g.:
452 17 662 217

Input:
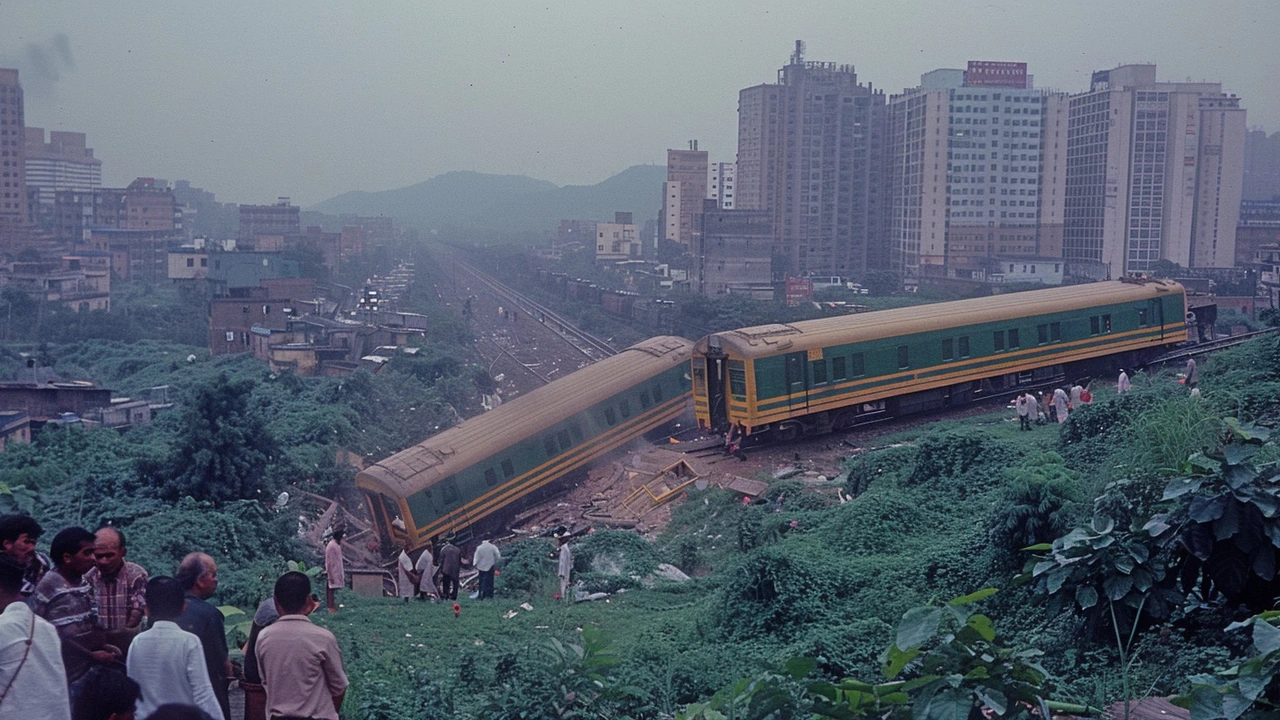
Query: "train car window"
605 407 617 425
1008 328 1020 349
692 368 705 395
1050 323 1061 342
958 336 970 358
993 331 1005 352
620 399 631 419
441 481 459 505
484 468 497 487
639 390 651 409
851 353 865 377
729 365 747 396
1090 316 1100 335
942 338 954 361
544 437 558 458
811 360 827 384
558 430 571 451
1037 324 1048 344
897 346 909 369
652 384 663 402
501 459 515 478
1103 315 1112 333
1139 308 1149 326
832 356 847 380
570 424 583 443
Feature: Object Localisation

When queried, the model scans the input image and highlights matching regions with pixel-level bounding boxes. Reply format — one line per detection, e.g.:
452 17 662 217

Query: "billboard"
965 61 1028 89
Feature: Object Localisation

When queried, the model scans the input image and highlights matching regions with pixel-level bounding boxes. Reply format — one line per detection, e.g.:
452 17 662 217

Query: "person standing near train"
472 539 502 600
1015 393 1031 431
1185 358 1198 391
437 539 461 601
1053 387 1070 424
556 533 573 602
1117 369 1131 395
324 529 345 614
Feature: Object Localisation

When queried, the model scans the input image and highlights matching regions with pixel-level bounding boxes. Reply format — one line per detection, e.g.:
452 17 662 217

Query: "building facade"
694 200 773 296
1244 130 1280 202
736 42 888 279
239 199 300 244
887 61 1068 279
23 128 101 207
663 147 708 247
595 212 642 262
0 69 27 237
1062 64 1246 277
708 162 736 210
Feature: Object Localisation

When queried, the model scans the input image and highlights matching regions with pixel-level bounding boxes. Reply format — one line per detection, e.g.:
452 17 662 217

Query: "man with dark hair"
126 577 222 720
0 513 53 596
437 537 461 601
0 555 70 718
84 527 148 657
174 553 229 720
70 665 139 720
323 528 345 613
32 526 121 691
256 572 348 720
472 537 502 600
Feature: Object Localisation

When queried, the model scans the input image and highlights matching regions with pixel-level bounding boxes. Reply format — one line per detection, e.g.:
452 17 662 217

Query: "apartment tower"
1063 64 1246 277
736 41 888 279
0 69 27 233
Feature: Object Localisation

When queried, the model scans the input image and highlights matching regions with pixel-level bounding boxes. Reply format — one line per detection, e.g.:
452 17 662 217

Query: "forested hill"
310 165 666 236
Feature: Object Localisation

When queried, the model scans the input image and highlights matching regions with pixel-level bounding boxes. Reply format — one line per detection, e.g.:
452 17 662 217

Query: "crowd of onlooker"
0 514 349 720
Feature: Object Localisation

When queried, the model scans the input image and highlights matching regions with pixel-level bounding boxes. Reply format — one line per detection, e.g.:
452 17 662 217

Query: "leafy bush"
990 452 1081 554
718 545 846 639
575 530 661 577
496 538 555 599
907 431 1016 497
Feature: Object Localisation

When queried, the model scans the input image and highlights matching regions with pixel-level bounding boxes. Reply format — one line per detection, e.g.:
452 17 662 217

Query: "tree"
862 270 902 297
156 373 280 503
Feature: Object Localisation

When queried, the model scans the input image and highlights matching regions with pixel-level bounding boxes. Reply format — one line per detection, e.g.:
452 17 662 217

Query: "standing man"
1185 357 1198 391
84 527 148 658
1117 369 1131 395
175 552 230 720
438 538 462 601
556 534 573 602
256 572 348 720
126 576 223 720
1014 393 1030 431
395 544 417 603
472 538 502 600
0 556 70 719
1069 384 1084 409
324 529 345 614
0 514 53 597
1024 392 1041 427
31 527 120 694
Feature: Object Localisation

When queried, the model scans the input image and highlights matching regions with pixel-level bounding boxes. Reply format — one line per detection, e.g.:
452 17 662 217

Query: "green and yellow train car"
693 279 1187 438
357 336 694 550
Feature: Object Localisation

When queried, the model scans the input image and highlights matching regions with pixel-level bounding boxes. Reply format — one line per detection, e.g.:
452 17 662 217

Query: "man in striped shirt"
32 527 121 693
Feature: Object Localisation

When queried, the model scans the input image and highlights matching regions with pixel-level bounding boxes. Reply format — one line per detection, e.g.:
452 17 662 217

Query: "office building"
736 42 888 278
0 69 27 233
694 199 773 296
663 146 708 247
1063 64 1246 276
1244 130 1280 201
887 61 1068 279
239 198 300 244
23 128 101 207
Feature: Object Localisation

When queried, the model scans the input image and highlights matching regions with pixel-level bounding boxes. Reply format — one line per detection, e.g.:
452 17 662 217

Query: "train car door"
1149 299 1164 340
784 352 809 413
704 355 728 430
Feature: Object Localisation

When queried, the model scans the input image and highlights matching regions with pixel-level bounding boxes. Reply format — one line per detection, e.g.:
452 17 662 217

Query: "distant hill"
310 165 667 235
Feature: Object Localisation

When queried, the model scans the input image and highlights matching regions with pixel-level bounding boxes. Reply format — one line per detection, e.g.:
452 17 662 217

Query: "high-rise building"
1063 64 1246 276
23 128 102 207
0 69 27 232
663 146 708 247
887 61 1068 279
735 42 888 279
1244 130 1280 201
708 162 736 210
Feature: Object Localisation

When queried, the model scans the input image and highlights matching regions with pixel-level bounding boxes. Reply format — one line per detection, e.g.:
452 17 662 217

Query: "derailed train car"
358 336 693 550
691 279 1189 438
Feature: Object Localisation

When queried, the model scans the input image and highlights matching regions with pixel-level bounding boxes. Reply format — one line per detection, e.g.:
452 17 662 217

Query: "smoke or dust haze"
1 2 1276 205
0 32 74 99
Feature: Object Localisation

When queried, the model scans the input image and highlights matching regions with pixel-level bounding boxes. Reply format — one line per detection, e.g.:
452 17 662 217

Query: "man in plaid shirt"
83 527 148 656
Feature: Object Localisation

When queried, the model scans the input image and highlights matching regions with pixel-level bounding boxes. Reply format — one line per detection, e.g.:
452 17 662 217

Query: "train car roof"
356 335 694 499
699 280 1184 358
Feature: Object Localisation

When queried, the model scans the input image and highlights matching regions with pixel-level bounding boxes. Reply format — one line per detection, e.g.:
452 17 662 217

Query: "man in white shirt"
472 539 502 600
556 534 573 602
0 555 70 719
126 576 223 720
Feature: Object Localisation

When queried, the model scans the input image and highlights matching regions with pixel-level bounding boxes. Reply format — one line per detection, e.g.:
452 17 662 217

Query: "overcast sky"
2 0 1276 206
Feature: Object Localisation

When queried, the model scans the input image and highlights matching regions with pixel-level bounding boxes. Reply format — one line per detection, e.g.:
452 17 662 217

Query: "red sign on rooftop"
965 61 1028 89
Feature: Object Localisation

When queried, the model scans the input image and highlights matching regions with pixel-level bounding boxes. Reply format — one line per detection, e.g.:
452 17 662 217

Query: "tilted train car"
357 336 694 550
692 279 1188 438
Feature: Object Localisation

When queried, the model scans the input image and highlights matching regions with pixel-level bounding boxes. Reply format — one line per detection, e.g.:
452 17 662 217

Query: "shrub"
495 538 555 599
718 545 846 639
574 529 661 577
906 431 1016 497
990 452 1080 554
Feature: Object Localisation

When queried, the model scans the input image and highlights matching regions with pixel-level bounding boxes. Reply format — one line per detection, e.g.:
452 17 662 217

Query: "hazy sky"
3 0 1276 206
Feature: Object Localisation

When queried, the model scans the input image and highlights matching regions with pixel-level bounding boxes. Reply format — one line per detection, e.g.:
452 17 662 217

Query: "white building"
1063 64 1246 277
23 128 101 206
888 61 1068 279
708 162 736 209
595 213 642 262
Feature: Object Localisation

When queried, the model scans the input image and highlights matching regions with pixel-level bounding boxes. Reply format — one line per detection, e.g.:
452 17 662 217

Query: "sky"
2 0 1276 206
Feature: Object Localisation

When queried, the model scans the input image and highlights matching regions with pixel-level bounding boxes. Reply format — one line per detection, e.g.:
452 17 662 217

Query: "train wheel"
776 423 801 442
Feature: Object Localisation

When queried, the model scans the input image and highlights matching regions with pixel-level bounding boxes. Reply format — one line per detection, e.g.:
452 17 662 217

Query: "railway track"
1145 327 1279 366
457 259 618 361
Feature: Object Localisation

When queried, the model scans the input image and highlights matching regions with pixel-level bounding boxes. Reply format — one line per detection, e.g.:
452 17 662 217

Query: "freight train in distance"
359 278 1191 550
